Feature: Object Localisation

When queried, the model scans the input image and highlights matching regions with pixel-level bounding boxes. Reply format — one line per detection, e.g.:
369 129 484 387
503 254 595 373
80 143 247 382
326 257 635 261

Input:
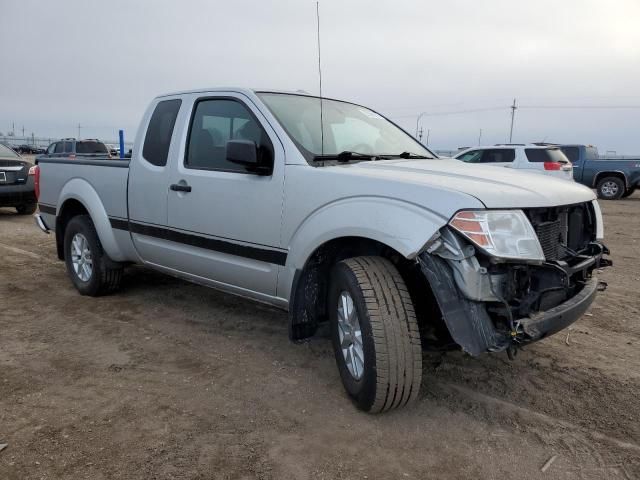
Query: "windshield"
257 92 435 162
0 144 20 158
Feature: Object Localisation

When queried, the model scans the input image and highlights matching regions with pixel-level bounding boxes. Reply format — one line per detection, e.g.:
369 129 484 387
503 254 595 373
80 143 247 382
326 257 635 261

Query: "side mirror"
226 140 270 175
226 139 257 166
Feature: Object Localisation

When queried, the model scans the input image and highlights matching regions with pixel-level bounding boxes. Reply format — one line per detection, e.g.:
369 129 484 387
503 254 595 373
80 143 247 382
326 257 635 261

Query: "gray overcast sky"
1 0 639 153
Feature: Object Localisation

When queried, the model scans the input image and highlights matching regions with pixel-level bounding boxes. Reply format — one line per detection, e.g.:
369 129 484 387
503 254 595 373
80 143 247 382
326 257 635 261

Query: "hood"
343 158 595 208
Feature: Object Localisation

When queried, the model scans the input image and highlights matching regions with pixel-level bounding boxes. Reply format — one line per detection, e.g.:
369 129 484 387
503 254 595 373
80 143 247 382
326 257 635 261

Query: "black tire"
16 203 37 215
622 188 635 198
329 256 422 413
63 215 123 296
596 176 625 200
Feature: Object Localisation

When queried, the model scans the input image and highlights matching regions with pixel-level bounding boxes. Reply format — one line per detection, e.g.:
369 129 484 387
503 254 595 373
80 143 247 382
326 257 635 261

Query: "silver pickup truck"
35 88 611 413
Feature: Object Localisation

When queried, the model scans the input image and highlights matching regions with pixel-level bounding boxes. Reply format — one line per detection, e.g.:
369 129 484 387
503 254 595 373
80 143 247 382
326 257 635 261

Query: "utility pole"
78 123 82 139
509 98 517 143
478 128 482 145
426 129 431 147
22 125 25 137
12 122 15 136
418 127 423 143
415 112 426 138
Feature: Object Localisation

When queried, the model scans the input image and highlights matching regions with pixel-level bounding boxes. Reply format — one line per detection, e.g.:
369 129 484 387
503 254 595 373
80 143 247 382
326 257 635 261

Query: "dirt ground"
1 194 639 480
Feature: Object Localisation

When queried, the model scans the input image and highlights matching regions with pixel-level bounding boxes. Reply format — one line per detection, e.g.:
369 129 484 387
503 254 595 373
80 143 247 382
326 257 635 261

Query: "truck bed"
37 158 130 220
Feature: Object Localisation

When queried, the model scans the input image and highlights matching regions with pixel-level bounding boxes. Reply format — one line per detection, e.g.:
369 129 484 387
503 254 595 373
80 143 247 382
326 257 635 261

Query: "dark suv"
40 138 110 159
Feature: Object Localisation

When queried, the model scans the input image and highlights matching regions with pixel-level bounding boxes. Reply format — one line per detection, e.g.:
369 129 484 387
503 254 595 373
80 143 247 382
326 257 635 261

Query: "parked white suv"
454 144 574 180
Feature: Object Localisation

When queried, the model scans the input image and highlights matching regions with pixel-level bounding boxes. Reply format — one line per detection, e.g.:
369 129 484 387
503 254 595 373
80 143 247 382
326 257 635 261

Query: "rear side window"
64 141 73 153
142 99 182 167
457 150 483 163
525 148 569 163
76 141 108 154
479 149 515 163
560 146 579 163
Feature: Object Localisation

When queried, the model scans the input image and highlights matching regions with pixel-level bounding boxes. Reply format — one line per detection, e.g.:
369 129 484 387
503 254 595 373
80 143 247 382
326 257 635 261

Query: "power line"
394 103 640 120
519 105 640 110
397 106 508 120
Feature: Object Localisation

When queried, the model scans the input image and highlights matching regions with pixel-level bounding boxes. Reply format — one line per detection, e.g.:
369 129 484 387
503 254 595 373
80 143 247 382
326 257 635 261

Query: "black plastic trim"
36 158 130 168
38 203 56 215
110 218 287 266
520 277 598 341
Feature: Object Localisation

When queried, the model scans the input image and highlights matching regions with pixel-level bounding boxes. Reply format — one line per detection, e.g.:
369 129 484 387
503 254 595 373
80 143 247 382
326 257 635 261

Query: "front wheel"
329 256 422 413
596 176 625 200
63 215 123 296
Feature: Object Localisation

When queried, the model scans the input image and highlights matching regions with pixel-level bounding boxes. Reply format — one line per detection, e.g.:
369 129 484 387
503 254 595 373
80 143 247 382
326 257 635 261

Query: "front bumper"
517 276 599 342
418 248 608 356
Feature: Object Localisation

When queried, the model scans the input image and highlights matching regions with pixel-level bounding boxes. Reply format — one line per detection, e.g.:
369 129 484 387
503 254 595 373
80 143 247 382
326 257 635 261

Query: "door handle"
170 183 192 193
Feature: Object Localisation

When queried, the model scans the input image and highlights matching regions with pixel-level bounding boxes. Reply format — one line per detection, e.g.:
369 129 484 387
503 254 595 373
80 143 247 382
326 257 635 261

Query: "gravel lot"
1 194 639 479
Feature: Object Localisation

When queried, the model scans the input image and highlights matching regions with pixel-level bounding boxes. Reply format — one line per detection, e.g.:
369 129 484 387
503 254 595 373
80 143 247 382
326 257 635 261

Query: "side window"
64 141 73 153
186 98 274 172
560 146 579 163
142 99 182 167
52 142 63 154
481 149 515 163
457 150 483 163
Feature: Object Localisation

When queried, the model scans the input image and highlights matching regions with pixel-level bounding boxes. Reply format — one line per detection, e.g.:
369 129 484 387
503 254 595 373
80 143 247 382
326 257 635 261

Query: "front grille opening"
525 203 595 261
535 220 561 260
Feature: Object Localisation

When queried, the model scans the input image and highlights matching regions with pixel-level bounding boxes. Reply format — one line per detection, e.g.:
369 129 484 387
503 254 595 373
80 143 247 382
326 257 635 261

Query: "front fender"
286 196 448 271
59 178 127 262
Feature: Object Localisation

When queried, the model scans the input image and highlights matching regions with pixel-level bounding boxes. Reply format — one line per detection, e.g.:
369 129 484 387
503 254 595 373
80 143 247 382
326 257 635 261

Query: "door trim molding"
110 217 287 266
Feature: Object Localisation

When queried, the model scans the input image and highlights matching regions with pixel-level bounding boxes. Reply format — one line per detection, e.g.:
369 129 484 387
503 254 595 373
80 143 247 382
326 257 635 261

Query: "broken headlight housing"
448 210 545 262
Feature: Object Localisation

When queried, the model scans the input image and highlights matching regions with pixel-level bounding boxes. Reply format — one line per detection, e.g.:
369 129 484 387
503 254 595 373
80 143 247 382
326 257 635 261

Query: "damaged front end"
418 201 611 357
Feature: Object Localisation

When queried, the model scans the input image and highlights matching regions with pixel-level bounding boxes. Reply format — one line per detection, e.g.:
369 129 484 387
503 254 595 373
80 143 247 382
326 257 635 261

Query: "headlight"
449 210 544 261
591 200 604 240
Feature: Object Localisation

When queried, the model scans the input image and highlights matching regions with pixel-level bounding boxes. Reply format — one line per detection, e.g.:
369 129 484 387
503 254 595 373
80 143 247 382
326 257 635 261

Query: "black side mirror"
226 140 270 175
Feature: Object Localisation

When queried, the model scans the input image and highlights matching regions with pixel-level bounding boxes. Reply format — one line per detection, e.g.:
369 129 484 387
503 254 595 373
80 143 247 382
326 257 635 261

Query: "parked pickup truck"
556 144 640 200
34 88 611 413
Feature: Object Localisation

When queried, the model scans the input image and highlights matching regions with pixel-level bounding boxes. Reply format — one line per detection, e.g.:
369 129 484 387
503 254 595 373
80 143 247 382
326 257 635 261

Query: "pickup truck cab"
557 144 640 199
34 88 611 412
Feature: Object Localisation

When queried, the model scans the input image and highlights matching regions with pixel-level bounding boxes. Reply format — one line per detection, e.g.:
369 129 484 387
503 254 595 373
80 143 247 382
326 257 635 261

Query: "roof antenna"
316 1 324 156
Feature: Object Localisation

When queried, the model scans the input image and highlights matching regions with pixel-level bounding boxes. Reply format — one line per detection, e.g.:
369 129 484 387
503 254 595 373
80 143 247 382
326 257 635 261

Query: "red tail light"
29 165 40 200
544 162 562 171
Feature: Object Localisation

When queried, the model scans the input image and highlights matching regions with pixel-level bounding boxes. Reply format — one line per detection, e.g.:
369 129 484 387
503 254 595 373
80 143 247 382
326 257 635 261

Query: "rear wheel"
16 203 37 215
329 256 422 413
596 176 625 200
63 215 123 296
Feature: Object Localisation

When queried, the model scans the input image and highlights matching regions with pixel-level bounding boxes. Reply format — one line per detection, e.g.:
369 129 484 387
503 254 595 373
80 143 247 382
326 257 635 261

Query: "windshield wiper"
371 151 433 160
312 151 376 162
401 151 431 159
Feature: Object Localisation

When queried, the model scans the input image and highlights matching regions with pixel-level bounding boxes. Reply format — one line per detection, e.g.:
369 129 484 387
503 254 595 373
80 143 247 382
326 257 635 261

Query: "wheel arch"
56 179 127 262
287 235 449 347
284 197 449 342
593 171 628 189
